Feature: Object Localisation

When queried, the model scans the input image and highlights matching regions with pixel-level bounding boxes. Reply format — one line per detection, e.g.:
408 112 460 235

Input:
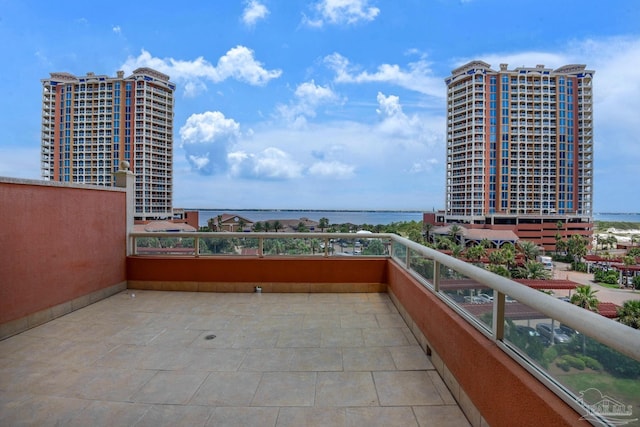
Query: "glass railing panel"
262 237 326 256
197 236 258 255
135 236 196 255
504 309 640 425
438 268 493 330
332 237 364 256
391 240 407 263
408 251 434 288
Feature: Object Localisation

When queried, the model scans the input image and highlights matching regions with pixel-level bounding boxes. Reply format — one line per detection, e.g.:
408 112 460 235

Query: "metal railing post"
493 291 505 341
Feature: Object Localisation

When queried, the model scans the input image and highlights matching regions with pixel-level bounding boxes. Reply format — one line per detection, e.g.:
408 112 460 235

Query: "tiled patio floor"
0 291 470 426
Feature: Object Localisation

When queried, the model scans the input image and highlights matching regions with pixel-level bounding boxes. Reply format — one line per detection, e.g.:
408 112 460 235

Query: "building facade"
41 68 175 220
435 61 595 250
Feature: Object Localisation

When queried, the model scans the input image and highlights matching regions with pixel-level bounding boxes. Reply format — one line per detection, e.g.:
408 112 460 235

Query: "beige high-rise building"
444 61 594 221
427 61 595 250
41 68 175 220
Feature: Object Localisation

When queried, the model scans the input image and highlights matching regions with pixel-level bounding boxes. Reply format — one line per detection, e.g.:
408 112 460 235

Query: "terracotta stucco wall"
0 180 127 324
127 256 387 286
387 261 584 426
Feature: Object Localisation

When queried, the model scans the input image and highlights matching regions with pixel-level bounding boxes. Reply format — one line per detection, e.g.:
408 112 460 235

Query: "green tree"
566 235 588 265
616 300 640 329
518 240 541 262
448 224 463 244
486 264 511 278
500 243 517 270
273 221 282 232
297 222 309 233
571 284 599 354
363 239 386 255
571 285 599 312
435 236 453 250
237 218 246 232
318 217 329 232
514 260 551 280
407 228 423 244
488 249 507 266
423 222 433 244
480 238 493 249
451 244 464 258
263 221 271 232
253 222 264 232
465 244 487 263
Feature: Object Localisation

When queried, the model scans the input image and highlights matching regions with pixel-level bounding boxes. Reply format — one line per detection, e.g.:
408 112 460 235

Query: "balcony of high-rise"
1 168 639 426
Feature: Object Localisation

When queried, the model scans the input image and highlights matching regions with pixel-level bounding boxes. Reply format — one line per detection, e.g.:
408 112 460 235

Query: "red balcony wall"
387 261 582 427
127 256 388 292
0 180 126 324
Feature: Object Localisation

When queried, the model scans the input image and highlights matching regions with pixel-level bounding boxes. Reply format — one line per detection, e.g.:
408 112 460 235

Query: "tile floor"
0 291 470 426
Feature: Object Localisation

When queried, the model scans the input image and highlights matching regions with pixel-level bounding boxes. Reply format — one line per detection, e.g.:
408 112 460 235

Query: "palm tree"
515 260 551 280
465 244 487 264
571 285 599 353
273 220 282 233
617 300 640 329
423 222 434 244
518 240 541 262
435 236 453 250
318 217 329 232
297 222 309 232
480 238 493 249
566 235 588 265
263 221 271 232
237 218 246 232
451 244 464 258
253 222 264 232
448 224 463 245
571 285 599 312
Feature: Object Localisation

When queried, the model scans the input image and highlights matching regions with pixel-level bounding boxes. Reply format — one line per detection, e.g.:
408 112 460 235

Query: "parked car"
536 323 571 344
515 325 540 338
464 296 487 304
558 323 580 336
477 293 493 302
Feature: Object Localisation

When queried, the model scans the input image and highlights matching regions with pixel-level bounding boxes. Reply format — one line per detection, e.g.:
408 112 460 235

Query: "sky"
1 0 639 212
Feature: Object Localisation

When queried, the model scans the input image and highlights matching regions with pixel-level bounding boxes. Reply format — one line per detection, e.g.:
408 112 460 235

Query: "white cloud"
376 92 442 163
121 46 282 96
228 147 303 180
276 80 342 125
304 0 380 27
179 111 241 174
309 161 355 178
324 52 443 97
242 0 269 26
112 25 121 34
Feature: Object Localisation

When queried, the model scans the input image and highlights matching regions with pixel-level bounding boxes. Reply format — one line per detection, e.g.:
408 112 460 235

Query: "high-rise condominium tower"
444 61 594 222
41 68 175 220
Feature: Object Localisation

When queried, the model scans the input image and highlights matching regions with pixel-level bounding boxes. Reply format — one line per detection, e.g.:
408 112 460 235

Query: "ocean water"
198 210 425 227
196 210 640 228
593 213 640 223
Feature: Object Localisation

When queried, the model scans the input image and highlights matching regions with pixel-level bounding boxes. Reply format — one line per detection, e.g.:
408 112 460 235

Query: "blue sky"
1 0 639 212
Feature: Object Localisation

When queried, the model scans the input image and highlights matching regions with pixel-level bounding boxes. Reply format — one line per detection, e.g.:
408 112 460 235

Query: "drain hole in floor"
204 334 217 340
